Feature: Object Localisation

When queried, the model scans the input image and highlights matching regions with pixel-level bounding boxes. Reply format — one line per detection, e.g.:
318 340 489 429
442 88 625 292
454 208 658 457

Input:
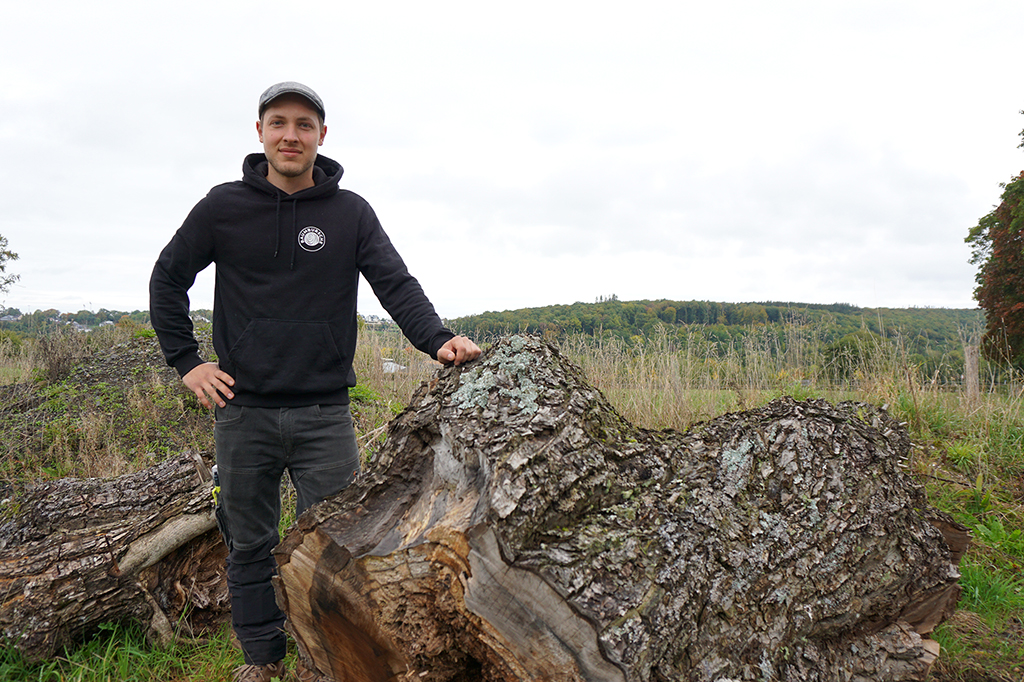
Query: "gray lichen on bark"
451 334 541 415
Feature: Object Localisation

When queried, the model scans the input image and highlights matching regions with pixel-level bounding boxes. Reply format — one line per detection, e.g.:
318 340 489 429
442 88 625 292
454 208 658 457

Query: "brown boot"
232 660 286 682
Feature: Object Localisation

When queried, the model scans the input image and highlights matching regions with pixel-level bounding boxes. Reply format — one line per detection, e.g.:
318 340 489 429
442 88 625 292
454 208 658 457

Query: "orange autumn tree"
966 120 1024 366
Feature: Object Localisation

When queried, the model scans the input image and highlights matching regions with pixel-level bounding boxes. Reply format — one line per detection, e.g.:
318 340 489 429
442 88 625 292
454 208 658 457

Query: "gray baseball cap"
258 81 326 121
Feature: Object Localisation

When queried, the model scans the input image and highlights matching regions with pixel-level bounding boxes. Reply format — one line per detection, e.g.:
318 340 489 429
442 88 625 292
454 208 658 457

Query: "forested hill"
449 298 982 357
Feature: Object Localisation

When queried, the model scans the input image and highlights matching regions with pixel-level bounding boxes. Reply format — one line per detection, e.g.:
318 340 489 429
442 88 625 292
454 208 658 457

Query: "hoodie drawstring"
290 200 298 270
273 194 282 258
272 194 299 271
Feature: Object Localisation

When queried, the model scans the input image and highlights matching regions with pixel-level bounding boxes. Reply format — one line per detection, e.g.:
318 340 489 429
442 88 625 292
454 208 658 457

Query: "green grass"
881 389 1024 681
0 622 246 682
958 561 1024 616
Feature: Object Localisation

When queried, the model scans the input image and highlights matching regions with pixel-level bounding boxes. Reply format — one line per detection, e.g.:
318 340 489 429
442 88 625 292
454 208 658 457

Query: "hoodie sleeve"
354 201 454 358
149 200 216 377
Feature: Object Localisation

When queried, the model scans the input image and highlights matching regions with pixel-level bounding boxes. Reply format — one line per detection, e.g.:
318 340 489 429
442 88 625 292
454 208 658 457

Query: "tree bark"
275 335 966 682
964 343 980 405
0 451 228 662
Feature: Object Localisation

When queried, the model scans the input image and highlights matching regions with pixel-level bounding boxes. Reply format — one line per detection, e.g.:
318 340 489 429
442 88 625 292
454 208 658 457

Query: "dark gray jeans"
214 403 360 665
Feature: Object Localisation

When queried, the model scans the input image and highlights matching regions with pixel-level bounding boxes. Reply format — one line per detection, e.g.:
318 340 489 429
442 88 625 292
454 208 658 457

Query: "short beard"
268 155 315 179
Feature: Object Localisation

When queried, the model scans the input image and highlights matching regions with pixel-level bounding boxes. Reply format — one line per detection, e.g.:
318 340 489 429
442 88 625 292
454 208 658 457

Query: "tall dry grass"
556 322 919 431
350 324 440 458
353 324 440 405
0 330 34 393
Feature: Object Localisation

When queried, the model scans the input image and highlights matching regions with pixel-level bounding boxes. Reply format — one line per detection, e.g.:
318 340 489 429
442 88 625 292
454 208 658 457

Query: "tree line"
451 298 979 347
449 299 982 382
0 308 151 334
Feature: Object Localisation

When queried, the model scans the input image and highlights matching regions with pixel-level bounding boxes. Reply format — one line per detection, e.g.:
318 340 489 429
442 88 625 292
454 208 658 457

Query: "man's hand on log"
437 336 481 366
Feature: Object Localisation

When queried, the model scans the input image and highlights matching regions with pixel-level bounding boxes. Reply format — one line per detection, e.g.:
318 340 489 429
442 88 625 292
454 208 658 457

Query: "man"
150 82 480 682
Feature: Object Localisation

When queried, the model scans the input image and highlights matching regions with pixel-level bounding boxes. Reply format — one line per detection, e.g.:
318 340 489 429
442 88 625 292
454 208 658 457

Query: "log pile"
0 451 228 661
275 335 968 681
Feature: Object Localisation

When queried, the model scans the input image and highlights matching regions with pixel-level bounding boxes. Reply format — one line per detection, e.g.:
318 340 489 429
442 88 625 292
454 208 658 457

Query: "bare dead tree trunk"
274 335 967 682
958 324 983 407
964 343 980 405
0 452 229 662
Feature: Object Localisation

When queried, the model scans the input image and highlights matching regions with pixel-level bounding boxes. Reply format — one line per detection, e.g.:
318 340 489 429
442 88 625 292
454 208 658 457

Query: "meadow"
0 318 1021 681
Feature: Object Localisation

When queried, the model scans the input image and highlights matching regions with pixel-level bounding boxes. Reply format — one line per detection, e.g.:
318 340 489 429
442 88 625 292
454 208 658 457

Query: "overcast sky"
2 1 1021 320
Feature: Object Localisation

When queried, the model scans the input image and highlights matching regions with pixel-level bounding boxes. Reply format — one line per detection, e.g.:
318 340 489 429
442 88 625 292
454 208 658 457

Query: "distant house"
381 358 407 373
362 314 396 329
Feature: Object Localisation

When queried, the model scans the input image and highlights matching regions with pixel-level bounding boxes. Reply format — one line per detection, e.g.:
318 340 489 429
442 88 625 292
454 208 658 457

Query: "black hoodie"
150 153 454 407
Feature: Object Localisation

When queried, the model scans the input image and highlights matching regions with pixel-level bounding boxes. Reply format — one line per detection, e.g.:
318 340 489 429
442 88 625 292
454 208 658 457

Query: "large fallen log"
276 335 967 682
0 451 228 661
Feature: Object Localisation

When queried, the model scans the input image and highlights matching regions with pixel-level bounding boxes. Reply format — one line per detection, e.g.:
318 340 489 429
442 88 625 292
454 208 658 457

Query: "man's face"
256 94 327 184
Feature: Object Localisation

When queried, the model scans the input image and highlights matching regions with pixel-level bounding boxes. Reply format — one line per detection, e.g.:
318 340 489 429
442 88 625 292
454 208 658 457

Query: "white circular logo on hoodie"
298 226 326 252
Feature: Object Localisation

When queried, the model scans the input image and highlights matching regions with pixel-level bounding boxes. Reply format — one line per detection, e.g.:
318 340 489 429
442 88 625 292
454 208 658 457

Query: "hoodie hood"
241 152 344 197
240 153 345 268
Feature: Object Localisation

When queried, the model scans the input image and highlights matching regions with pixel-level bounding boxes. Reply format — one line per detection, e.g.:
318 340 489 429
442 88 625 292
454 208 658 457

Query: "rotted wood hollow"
0 452 229 661
275 335 967 682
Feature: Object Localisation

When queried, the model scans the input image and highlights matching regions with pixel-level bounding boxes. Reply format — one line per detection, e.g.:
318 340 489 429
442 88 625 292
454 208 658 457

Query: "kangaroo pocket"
228 319 347 396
